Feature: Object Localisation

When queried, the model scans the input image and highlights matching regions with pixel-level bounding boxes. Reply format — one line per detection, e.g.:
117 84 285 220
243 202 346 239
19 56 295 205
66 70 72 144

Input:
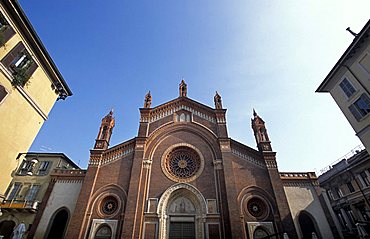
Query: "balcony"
0 199 39 213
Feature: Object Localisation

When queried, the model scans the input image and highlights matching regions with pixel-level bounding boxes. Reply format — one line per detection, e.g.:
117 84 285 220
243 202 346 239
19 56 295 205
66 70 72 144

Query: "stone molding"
157 183 207 239
89 147 134 166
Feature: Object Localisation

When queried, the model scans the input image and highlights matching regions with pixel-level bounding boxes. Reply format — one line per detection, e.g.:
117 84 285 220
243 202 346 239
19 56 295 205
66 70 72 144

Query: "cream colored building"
30 168 85 239
316 19 370 154
0 153 79 239
280 172 336 238
0 0 72 200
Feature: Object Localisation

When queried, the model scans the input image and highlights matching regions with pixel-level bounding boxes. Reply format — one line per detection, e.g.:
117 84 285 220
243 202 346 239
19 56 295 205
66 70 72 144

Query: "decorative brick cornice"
231 149 266 168
280 172 319 186
51 169 86 181
101 147 134 165
265 160 277 169
89 140 135 166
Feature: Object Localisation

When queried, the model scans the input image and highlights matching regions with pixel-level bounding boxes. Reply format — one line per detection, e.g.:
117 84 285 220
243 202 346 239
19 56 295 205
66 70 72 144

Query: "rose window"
101 196 118 215
247 198 267 218
165 146 201 180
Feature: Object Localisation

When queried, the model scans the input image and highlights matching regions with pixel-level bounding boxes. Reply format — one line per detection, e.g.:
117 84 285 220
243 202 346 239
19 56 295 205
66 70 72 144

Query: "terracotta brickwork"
67 86 301 239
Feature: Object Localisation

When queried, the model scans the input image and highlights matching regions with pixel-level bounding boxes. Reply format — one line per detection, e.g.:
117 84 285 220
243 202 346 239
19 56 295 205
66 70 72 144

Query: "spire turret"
179 79 187 97
251 110 272 152
94 110 115 150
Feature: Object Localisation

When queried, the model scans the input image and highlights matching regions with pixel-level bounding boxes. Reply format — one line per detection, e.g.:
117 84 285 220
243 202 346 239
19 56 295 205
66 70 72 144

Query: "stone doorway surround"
157 183 207 239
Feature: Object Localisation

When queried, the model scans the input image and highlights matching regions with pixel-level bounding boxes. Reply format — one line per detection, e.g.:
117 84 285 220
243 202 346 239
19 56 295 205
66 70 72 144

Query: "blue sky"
20 1 369 173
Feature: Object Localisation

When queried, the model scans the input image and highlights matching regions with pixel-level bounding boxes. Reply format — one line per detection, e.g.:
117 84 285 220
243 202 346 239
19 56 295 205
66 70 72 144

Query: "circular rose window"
101 196 118 215
162 145 204 182
246 197 268 219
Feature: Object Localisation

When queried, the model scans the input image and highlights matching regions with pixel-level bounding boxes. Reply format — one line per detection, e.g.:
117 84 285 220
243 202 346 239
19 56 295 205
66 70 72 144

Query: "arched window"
253 226 269 239
94 225 112 239
46 208 69 239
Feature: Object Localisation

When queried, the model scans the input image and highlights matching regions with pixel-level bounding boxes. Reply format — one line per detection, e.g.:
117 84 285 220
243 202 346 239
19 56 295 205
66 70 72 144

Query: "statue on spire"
214 91 222 109
179 79 187 97
144 91 152 108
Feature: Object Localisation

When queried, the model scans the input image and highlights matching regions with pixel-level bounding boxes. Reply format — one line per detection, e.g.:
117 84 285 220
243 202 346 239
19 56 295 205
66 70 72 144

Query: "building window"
25 185 39 201
18 160 34 175
360 171 370 187
6 183 22 200
0 84 8 103
37 161 50 175
347 182 355 193
339 78 356 98
0 12 15 46
337 213 346 228
101 196 118 215
327 189 334 200
336 187 344 198
1 42 38 87
347 210 356 226
349 93 370 121
359 53 370 75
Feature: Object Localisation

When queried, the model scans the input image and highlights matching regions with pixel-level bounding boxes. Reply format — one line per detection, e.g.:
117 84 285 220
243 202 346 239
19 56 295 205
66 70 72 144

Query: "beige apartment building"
0 152 80 239
0 0 72 200
317 19 370 154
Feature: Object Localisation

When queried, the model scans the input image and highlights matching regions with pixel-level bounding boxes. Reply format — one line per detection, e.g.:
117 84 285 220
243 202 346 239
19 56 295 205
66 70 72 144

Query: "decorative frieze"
231 149 265 168
140 103 216 124
89 147 134 166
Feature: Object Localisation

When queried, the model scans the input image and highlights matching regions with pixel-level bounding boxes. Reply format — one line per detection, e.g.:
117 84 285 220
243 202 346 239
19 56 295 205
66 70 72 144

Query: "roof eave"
316 19 370 93
1 0 73 97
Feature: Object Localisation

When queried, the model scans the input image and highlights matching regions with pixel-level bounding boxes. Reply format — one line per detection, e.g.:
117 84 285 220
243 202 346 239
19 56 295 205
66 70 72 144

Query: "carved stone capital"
143 159 152 169
213 160 223 170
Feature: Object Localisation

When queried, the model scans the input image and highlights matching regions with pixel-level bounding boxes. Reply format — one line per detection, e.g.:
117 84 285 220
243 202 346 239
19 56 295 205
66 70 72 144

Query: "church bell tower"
251 110 272 152
94 110 115 150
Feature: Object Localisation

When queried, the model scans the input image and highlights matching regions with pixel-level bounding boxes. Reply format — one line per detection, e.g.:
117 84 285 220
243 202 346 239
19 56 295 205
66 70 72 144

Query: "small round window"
245 197 268 219
101 196 118 215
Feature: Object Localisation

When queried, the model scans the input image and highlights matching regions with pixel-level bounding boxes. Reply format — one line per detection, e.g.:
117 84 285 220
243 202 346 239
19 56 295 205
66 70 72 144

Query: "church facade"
66 81 332 239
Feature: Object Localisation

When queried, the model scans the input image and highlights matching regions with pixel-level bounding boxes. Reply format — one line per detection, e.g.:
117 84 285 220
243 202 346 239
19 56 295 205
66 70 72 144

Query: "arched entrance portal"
0 220 16 239
157 183 207 239
298 211 320 239
46 208 69 239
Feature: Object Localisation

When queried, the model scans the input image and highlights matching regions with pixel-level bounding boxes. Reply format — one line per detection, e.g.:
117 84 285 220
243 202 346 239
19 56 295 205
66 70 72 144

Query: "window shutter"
0 84 7 102
1 41 25 69
1 25 15 43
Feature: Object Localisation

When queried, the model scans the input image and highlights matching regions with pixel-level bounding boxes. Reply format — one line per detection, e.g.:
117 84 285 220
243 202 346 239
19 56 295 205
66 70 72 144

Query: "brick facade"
66 85 300 239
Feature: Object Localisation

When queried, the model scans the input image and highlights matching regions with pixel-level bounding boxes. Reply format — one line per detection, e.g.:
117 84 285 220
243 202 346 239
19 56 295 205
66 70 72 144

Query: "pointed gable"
140 97 220 137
